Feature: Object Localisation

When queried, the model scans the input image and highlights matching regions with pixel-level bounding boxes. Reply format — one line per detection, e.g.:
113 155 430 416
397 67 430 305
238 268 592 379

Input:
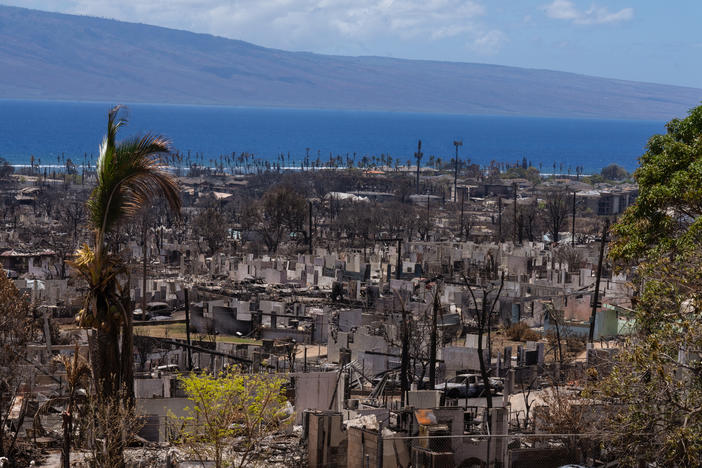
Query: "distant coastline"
0 100 663 173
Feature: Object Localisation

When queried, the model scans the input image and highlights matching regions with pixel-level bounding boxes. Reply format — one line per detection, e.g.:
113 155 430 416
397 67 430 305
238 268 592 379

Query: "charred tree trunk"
400 306 409 407
61 410 72 468
91 302 125 467
429 288 439 388
121 293 134 401
477 327 493 411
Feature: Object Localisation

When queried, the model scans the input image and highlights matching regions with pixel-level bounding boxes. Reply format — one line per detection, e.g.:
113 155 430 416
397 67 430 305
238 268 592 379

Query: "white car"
133 308 150 321
435 374 495 398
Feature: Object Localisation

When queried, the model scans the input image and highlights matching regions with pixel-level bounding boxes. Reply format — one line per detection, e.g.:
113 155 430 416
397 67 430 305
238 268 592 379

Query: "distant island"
1 4 701 120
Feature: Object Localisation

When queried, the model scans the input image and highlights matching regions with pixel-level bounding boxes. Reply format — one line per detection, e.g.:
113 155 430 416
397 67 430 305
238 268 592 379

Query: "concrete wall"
261 327 311 344
136 397 191 442
347 427 379 468
544 307 618 339
441 346 489 374
307 411 347 468
294 372 342 424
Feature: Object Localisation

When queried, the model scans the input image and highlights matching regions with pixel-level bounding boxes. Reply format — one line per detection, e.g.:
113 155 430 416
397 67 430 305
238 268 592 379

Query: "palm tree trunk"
61 410 72 468
93 324 121 398
121 295 135 401
91 321 124 467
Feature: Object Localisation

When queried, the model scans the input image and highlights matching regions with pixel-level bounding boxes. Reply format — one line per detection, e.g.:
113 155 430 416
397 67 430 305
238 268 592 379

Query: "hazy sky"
5 0 702 88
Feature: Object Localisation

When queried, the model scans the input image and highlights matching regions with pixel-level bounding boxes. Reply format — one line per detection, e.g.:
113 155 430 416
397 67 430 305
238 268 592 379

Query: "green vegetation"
173 369 290 468
588 105 702 466
600 163 629 181
501 165 541 184
611 105 702 262
582 164 630 185
68 106 181 465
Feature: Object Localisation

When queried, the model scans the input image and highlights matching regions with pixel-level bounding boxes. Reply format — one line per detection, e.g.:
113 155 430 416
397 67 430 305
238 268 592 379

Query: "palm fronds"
88 106 180 244
66 245 127 328
54 347 92 390
70 105 182 329
34 347 91 438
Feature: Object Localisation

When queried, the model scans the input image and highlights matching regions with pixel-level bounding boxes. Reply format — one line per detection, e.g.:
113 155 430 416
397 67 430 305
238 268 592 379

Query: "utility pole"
184 288 193 370
415 140 423 194
513 182 518 244
460 188 465 241
497 197 503 243
588 219 609 343
382 237 407 407
426 193 430 224
572 190 577 247
308 201 313 255
396 238 403 280
429 283 440 388
453 140 462 202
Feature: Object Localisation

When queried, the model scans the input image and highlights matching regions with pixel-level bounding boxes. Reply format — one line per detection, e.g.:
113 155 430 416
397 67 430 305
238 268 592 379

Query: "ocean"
0 99 664 173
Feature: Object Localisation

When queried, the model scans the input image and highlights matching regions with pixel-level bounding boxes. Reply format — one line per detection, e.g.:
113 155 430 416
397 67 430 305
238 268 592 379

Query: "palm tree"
68 106 180 463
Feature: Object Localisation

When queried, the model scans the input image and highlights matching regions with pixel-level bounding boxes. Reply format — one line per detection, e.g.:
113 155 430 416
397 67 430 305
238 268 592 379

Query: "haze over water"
0 100 663 173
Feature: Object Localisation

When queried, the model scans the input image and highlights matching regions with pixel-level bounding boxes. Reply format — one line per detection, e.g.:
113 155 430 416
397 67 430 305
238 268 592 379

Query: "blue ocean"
0 99 664 173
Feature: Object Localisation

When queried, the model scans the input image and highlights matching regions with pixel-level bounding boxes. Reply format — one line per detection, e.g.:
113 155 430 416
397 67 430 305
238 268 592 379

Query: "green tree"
173 368 289 468
610 105 702 263
589 254 702 466
600 163 628 181
68 106 180 465
502 165 541 185
590 105 702 466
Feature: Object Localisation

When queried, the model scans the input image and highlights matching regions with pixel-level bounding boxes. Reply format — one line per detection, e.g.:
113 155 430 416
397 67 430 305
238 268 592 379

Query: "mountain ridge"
1 4 701 120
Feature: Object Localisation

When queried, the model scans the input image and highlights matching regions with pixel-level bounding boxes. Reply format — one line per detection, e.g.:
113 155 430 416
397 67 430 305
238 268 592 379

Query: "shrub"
566 335 586 354
172 367 290 468
506 322 541 342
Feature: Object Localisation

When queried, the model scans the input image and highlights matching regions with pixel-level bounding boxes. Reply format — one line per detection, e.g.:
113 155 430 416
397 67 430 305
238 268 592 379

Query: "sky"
4 0 702 88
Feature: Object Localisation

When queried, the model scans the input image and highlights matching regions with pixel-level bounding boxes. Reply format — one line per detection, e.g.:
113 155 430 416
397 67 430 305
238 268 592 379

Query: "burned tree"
193 206 228 255
380 288 447 405
543 188 571 243
256 185 307 253
462 266 505 419
0 268 36 462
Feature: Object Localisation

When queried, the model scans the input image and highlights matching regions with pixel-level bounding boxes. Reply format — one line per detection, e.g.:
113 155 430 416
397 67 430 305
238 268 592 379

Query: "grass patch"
134 323 261 345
